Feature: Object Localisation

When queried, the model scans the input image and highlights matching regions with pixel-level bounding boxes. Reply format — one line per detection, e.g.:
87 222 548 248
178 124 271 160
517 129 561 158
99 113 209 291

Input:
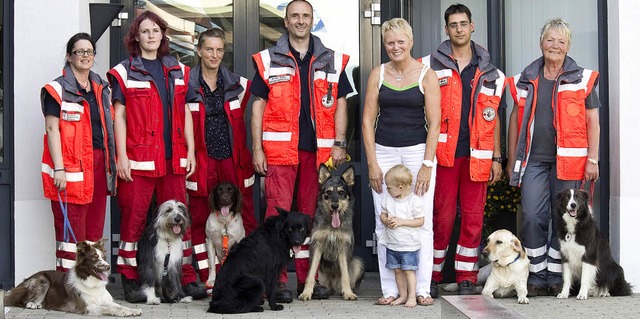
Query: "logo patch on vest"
438 78 449 86
62 112 81 122
482 107 496 121
268 75 291 84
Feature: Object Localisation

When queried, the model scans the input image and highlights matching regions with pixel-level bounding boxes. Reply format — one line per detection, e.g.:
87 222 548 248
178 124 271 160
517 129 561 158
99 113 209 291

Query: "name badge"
268 75 291 85
438 78 449 86
62 112 81 122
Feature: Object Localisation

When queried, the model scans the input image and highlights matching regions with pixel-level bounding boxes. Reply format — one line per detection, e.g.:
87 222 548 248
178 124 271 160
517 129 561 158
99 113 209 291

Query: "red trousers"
116 159 196 286
189 156 257 281
432 156 487 284
52 149 107 272
264 150 317 285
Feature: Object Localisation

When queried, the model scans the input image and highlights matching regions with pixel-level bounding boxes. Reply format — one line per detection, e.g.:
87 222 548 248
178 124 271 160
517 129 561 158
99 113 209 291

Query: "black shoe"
121 275 146 303
297 281 331 299
182 282 208 300
548 285 563 296
430 280 439 298
527 284 549 297
275 282 293 303
458 280 477 295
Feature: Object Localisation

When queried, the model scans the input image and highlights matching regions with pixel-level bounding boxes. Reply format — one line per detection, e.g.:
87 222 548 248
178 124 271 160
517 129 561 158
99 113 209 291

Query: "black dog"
207 207 312 314
555 189 632 299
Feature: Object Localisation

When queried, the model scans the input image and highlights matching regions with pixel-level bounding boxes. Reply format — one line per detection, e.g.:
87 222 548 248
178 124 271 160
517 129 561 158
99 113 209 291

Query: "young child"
380 164 425 307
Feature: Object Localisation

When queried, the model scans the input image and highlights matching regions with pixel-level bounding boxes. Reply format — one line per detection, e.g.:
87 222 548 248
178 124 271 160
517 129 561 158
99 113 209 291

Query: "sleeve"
585 89 601 109
411 196 425 219
337 69 353 99
108 74 126 105
43 91 61 117
249 70 270 100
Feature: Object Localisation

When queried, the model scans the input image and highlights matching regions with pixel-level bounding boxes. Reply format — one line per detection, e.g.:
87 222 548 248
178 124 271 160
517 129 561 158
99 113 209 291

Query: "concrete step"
442 295 526 319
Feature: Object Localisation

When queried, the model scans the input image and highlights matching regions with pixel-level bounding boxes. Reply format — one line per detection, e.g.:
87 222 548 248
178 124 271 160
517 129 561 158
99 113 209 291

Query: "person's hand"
185 151 196 179
54 170 66 191
253 149 268 176
330 146 347 168
388 216 401 228
415 165 432 196
368 162 384 194
117 154 133 182
506 159 514 180
489 162 503 186
584 161 599 181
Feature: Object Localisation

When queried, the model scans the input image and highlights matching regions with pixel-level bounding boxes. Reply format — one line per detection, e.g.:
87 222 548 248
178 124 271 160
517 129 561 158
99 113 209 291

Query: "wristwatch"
422 159 435 168
492 157 503 163
334 140 347 148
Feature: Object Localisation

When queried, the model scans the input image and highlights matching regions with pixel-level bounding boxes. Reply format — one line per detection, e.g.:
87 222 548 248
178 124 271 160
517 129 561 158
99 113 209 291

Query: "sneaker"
430 280 440 298
527 284 549 297
121 275 146 303
274 282 293 303
297 281 330 299
458 280 477 295
182 282 208 300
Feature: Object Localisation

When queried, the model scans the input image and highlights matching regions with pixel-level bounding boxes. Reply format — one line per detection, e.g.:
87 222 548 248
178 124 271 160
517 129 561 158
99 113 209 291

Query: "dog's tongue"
221 206 230 217
292 246 301 255
99 272 108 281
332 211 341 228
173 225 181 234
568 210 577 218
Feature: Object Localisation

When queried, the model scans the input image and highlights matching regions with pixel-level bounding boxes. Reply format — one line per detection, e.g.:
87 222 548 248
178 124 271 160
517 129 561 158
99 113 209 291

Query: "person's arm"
584 108 600 181
489 112 502 185
184 104 196 178
380 212 390 227
45 115 66 191
251 97 268 175
507 103 519 180
415 68 441 196
362 66 383 194
114 100 132 182
330 97 348 166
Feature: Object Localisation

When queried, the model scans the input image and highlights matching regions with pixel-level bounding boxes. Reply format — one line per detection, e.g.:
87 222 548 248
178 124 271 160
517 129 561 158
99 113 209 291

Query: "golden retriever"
481 229 530 304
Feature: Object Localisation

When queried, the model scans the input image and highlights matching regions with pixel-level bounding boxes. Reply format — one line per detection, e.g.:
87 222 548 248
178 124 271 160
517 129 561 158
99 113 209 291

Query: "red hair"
124 11 170 57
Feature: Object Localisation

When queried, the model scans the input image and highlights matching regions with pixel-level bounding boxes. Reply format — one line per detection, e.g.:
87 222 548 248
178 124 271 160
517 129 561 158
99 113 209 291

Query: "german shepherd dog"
299 164 365 301
555 189 632 299
208 208 312 314
3 239 142 317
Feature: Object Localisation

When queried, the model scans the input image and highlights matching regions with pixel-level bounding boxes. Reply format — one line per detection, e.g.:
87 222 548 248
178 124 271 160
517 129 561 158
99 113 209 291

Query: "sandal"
374 295 396 305
417 295 434 306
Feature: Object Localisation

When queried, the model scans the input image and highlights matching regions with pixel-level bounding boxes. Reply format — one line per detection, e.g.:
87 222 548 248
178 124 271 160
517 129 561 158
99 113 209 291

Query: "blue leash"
57 191 77 243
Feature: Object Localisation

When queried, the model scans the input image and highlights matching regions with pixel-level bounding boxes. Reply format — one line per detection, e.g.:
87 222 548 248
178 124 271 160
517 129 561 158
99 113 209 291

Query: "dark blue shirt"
455 49 478 158
200 71 232 159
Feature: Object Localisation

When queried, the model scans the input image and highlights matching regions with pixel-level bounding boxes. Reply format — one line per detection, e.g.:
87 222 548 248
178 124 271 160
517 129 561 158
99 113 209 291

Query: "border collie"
3 239 141 316
555 189 632 299
137 200 193 304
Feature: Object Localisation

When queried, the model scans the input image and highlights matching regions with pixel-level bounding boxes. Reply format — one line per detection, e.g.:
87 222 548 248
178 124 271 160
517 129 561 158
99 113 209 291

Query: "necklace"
395 74 403 81
78 79 90 90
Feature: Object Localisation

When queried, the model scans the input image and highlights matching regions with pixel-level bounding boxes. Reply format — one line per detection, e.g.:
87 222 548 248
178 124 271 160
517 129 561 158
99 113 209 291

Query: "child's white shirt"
382 193 424 251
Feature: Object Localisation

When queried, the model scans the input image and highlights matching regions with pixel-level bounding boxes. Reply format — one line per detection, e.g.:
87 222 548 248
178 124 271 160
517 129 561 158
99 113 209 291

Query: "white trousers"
372 143 436 298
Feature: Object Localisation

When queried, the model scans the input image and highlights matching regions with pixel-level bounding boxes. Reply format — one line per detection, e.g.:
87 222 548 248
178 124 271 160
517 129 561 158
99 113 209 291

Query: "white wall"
13 0 111 282
609 0 640 293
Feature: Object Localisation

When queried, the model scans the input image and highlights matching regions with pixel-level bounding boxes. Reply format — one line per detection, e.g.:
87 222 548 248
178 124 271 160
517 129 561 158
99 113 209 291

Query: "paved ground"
3 272 639 318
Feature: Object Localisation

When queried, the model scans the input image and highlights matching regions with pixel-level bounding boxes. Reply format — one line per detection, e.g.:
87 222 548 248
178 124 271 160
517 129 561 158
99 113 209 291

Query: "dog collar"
507 254 520 266
564 232 574 242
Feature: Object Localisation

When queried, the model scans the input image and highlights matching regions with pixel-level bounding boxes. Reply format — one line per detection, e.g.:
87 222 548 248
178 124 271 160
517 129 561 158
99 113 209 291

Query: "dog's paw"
121 308 143 317
271 304 285 311
146 297 161 305
298 290 313 301
342 291 358 300
517 296 529 304
26 301 42 309
557 291 569 299
250 305 264 312
180 296 193 303
576 293 588 300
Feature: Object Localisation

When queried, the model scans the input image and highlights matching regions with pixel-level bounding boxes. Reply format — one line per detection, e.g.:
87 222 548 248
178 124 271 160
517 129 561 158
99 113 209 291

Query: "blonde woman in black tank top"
362 17 441 307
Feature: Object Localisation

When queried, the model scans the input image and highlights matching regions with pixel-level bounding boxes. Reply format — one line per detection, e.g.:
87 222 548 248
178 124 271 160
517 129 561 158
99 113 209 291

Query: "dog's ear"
318 164 332 185
304 214 313 236
233 184 243 214
275 206 289 218
209 186 218 211
76 240 89 253
511 235 526 259
341 165 355 187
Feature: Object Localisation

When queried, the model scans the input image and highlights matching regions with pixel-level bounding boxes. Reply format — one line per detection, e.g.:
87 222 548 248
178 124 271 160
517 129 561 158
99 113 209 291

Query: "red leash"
580 180 595 206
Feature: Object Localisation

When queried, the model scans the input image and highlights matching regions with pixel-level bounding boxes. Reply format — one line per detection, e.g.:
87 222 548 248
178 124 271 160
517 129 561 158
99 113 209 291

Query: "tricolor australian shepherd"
3 239 141 316
137 200 193 304
555 189 632 299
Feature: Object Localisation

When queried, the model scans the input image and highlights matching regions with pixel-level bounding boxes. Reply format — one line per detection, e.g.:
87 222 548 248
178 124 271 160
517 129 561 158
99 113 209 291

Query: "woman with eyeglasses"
40 32 116 273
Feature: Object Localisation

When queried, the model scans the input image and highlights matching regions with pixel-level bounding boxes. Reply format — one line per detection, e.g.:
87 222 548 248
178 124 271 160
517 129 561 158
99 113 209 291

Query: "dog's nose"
331 203 339 210
174 216 182 223
570 203 577 209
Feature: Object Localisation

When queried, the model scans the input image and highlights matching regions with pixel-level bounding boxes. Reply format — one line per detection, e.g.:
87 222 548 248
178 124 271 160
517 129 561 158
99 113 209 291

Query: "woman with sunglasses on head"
40 32 116 273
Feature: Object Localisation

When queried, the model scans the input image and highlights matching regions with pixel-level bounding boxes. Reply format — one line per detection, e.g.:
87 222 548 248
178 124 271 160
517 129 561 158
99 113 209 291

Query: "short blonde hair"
385 164 413 187
540 18 572 48
381 17 413 42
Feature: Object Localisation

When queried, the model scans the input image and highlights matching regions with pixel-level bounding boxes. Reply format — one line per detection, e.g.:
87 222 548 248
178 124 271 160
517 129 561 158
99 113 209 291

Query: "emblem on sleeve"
482 107 496 121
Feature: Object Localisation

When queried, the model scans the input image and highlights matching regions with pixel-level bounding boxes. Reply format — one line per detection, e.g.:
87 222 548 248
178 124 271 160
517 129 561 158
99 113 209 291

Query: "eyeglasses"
73 49 96 56
447 21 470 29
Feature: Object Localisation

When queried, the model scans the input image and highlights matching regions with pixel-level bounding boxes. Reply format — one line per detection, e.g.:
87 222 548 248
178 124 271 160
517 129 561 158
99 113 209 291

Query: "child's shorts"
385 247 419 271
